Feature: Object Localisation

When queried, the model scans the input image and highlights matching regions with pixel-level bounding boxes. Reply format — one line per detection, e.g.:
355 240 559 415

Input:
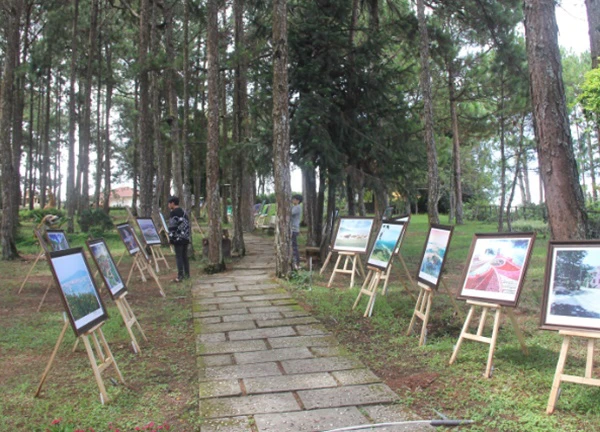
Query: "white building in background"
108 186 135 207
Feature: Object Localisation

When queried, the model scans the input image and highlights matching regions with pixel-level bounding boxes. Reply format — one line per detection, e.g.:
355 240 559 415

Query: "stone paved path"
193 234 431 432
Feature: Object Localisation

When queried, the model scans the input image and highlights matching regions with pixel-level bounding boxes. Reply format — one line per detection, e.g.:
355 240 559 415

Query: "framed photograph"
117 223 140 255
541 241 600 331
417 224 454 289
34 229 51 253
136 218 162 246
46 248 108 337
158 212 169 233
45 230 70 251
367 221 406 271
332 217 374 254
458 233 536 307
86 238 127 299
392 215 411 254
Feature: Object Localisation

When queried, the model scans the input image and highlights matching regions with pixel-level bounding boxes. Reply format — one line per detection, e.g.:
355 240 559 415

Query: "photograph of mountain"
88 240 125 298
137 218 161 245
368 222 405 271
333 218 374 253
418 225 453 288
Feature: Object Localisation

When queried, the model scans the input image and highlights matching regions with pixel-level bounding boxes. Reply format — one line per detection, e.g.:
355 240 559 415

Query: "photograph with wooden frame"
417 224 454 289
45 230 70 252
34 229 52 253
87 238 127 299
46 248 108 337
136 217 162 246
332 217 374 253
458 232 536 307
367 221 406 271
117 223 140 255
392 214 411 254
158 212 169 233
540 241 600 331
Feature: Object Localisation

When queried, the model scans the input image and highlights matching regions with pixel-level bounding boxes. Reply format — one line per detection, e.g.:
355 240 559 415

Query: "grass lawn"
0 209 204 431
286 214 600 432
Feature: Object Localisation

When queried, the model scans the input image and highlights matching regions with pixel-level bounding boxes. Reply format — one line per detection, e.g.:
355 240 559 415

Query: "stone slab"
244 372 336 394
297 384 398 410
361 405 434 431
201 362 281 380
202 321 257 333
199 416 253 432
220 300 272 309
254 407 368 432
295 324 329 336
281 310 312 318
199 379 242 399
215 289 277 297
200 296 243 305
200 393 300 418
228 326 297 341
234 347 313 365
200 339 267 355
198 333 227 343
199 354 234 367
256 317 319 328
311 346 342 357
268 335 338 349
222 312 283 323
281 357 362 375
331 369 382 386
242 293 292 302
271 299 297 306
249 305 299 314
196 308 248 318
198 316 222 325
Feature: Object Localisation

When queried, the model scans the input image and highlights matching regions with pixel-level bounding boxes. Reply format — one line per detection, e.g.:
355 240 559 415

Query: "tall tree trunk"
40 68 52 208
586 0 600 69
303 165 318 247
182 0 192 212
316 169 326 249
506 115 526 231
78 0 98 213
132 79 139 214
416 0 440 224
151 0 163 214
1 0 21 259
138 0 153 217
498 74 507 233
103 41 113 213
272 0 292 277
448 63 463 224
587 131 598 201
206 0 224 270
27 84 35 210
94 48 103 209
346 174 356 216
524 0 588 239
67 0 80 232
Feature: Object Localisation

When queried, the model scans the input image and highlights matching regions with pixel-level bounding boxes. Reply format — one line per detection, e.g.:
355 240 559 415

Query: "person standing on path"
291 194 303 270
168 196 191 282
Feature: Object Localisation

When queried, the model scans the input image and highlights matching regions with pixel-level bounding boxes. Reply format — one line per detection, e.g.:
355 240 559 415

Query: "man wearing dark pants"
168 196 191 282
291 194 303 270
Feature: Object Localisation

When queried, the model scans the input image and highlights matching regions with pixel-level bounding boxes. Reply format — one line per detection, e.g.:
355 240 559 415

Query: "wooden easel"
115 294 148 354
393 252 418 299
125 206 136 225
149 245 170 273
407 283 434 346
320 247 335 275
352 268 382 317
19 230 52 294
126 253 166 297
36 318 125 404
547 329 600 414
191 212 203 235
327 251 365 289
449 300 527 378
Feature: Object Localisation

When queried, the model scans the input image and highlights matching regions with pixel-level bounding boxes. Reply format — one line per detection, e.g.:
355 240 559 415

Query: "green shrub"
78 209 113 235
510 219 549 237
19 208 66 222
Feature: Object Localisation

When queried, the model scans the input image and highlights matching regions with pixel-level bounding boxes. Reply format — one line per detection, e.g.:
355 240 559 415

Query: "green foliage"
77 209 114 236
579 67 600 117
256 193 276 204
510 219 549 237
19 208 66 222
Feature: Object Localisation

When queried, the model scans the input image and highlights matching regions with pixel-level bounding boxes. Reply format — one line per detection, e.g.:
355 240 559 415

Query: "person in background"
291 194 303 270
167 196 191 282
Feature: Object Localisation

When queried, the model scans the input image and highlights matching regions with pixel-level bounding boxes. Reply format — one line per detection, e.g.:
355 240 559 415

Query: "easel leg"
449 305 476 364
506 308 528 355
126 258 135 286
19 252 44 294
327 254 343 287
381 267 391 295
360 270 373 292
136 256 148 282
146 265 166 297
320 251 333 275
82 334 110 404
36 320 69 397
407 288 425 336
366 272 382 317
116 248 127 267
485 308 502 378
151 246 160 274
397 254 417 301
97 327 125 384
350 255 357 288
419 291 432 346
547 336 570 414
36 282 53 312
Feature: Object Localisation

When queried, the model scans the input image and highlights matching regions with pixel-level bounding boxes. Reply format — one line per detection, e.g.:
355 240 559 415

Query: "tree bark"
206 0 224 270
182 0 192 212
524 0 588 239
67 0 80 232
103 40 113 213
303 165 318 247
138 0 153 217
416 0 440 224
586 0 600 69
1 0 21 259
448 63 463 225
272 0 292 277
